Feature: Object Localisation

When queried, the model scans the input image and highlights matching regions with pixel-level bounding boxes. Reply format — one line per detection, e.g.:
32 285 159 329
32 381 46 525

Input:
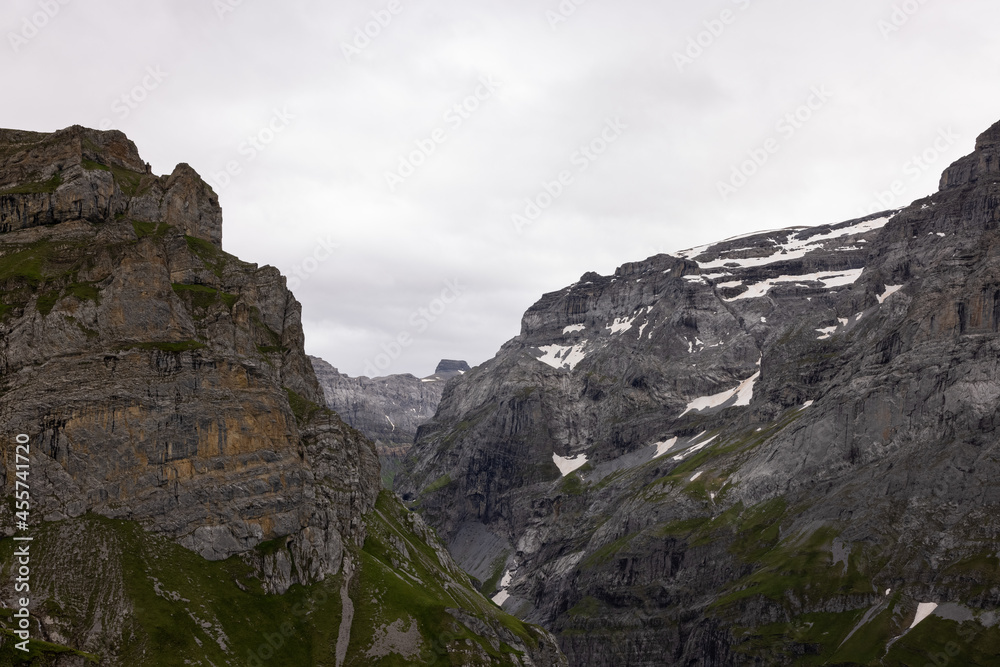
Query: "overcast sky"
6 0 1000 377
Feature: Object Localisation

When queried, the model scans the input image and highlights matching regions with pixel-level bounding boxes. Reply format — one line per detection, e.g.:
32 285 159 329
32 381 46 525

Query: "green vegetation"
171 283 237 314
349 492 542 665
567 596 601 618
185 235 234 279
0 172 62 196
66 282 101 304
581 532 638 570
283 387 324 424
559 473 585 496
481 552 510 596
35 290 59 317
118 340 207 353
0 626 100 664
132 220 171 240
0 490 549 665
423 474 453 495
81 158 110 172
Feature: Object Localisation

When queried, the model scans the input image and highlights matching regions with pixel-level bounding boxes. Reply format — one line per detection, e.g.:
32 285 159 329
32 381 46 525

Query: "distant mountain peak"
435 359 470 374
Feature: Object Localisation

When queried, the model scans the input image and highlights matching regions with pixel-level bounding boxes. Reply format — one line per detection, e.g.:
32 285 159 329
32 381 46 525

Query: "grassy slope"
0 492 546 666
557 407 1000 665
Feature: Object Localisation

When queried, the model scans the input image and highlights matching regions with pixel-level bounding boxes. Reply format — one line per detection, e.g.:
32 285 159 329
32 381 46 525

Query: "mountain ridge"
0 125 566 666
397 118 1000 665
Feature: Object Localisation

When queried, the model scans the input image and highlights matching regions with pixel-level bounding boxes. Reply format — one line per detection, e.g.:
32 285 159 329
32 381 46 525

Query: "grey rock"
398 118 1000 664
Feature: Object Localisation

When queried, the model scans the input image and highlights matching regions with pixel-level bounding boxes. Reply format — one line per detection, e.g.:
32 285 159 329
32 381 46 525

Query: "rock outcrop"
311 356 470 486
398 119 1000 664
0 126 565 666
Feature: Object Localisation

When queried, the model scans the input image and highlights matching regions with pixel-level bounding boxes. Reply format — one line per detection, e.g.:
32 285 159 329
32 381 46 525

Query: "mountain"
310 357 470 487
397 118 1000 665
0 126 565 665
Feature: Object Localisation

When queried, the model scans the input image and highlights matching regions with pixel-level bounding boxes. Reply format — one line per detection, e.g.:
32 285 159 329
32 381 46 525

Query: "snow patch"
671 434 719 462
680 370 759 417
689 217 892 271
724 269 865 301
552 453 588 476
653 437 678 458
384 415 395 431
798 400 814 411
816 326 838 340
537 342 588 371
910 603 939 630
563 324 586 334
689 471 703 482
877 285 903 304
607 317 636 334
492 568 516 606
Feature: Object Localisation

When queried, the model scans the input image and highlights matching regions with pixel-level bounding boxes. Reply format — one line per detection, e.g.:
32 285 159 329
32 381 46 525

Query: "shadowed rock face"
398 119 1000 664
0 125 379 583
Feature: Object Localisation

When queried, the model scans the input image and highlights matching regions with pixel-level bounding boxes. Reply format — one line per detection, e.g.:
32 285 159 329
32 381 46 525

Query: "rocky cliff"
311 357 469 487
0 126 564 666
397 119 1000 665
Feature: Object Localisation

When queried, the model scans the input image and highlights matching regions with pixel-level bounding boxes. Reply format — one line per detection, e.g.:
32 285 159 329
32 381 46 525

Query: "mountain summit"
397 118 1000 665
0 126 564 665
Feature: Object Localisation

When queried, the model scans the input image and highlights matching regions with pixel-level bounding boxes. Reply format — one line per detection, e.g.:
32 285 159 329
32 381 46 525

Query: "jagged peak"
939 117 1000 191
0 125 222 248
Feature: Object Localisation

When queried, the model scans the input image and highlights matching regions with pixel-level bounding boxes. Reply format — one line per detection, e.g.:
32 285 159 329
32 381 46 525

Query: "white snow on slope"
492 568 516 606
725 269 865 302
653 437 678 458
671 434 719 462
680 370 760 417
385 415 395 431
537 342 588 370
878 285 903 304
689 471 703 482
677 215 893 270
563 324 586 334
608 316 636 334
910 603 939 630
552 452 588 476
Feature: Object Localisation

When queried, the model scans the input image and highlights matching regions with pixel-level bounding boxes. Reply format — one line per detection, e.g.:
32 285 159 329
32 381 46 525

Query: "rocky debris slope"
397 119 1000 665
311 356 470 486
0 126 565 666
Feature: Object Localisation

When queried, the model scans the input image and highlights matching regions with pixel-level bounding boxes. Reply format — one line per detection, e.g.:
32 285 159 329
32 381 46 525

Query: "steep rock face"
0 126 567 665
0 126 373 583
311 356 469 486
398 119 1000 664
